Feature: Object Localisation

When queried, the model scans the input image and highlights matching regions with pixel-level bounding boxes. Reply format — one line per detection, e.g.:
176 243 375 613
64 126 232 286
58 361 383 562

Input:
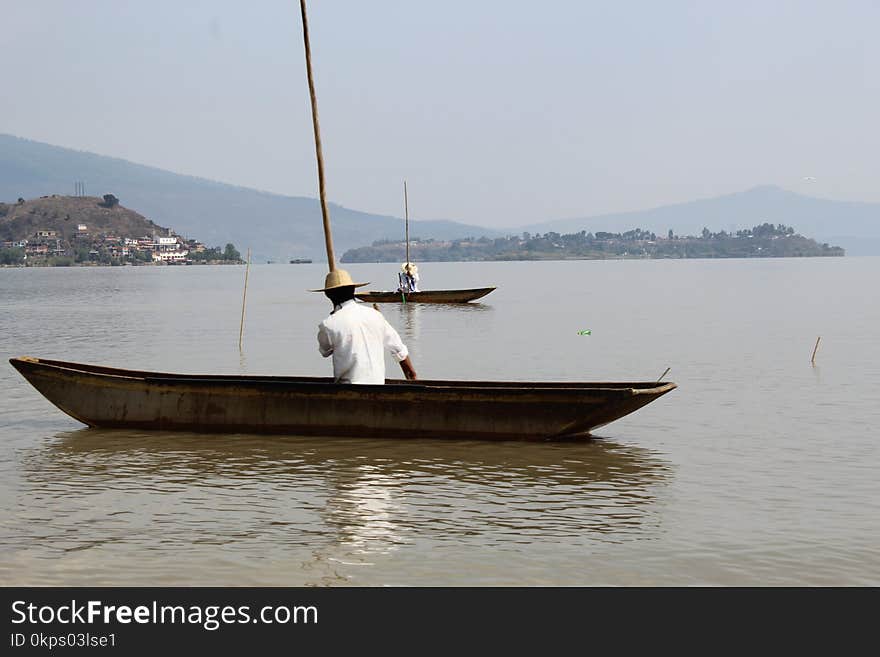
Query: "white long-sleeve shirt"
317 299 409 384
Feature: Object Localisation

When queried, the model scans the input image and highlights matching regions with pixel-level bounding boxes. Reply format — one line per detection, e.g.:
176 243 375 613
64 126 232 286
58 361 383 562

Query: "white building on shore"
151 233 188 263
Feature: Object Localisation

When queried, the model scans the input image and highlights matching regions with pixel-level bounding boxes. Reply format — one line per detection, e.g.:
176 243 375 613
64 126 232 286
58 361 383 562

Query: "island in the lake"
0 194 242 266
341 223 845 262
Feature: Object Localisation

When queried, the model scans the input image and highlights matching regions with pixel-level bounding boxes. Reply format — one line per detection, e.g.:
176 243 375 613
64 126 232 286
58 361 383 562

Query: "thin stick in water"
239 248 251 352
657 367 671 382
811 336 821 365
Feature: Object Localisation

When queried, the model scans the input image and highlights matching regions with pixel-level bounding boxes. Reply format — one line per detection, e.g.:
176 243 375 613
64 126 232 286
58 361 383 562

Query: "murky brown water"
1 259 879 584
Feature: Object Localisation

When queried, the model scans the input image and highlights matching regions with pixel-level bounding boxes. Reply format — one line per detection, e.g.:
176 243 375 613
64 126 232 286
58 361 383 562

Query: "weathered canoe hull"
355 287 496 303
9 357 675 440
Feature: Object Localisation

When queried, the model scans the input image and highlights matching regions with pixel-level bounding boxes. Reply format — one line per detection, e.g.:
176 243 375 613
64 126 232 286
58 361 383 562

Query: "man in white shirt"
313 269 417 384
397 262 420 293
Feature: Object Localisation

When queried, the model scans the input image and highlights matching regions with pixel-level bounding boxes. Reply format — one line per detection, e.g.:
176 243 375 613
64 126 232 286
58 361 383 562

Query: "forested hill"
341 223 844 262
519 185 880 256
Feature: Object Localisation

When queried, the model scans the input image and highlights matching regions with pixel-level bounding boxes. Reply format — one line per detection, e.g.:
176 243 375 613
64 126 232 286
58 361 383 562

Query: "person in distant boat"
397 262 420 293
313 269 417 384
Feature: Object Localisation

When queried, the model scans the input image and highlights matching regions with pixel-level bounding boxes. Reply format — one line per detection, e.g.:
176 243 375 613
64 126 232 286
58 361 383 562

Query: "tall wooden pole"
298 0 336 272
404 180 410 267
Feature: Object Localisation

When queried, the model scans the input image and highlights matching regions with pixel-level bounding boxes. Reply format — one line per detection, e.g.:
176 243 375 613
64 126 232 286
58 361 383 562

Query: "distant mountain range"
3 133 879 257
0 134 500 261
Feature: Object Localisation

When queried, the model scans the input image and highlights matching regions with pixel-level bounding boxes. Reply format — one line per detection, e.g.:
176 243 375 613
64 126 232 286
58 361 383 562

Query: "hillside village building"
0 196 227 266
3 229 195 263
151 234 189 262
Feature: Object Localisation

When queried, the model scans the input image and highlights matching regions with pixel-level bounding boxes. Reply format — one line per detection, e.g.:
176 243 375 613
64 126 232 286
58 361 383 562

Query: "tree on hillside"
0 248 25 265
223 243 241 261
99 194 120 208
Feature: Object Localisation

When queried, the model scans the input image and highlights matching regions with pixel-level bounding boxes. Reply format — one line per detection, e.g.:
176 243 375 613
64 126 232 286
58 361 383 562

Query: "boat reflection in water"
391 301 492 343
14 429 672 584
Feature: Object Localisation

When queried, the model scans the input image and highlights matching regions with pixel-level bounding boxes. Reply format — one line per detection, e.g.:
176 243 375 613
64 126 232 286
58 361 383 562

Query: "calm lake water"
1 258 878 585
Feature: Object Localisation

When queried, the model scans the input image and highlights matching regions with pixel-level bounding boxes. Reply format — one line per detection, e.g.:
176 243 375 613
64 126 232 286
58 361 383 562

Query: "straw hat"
309 269 369 292
401 262 418 274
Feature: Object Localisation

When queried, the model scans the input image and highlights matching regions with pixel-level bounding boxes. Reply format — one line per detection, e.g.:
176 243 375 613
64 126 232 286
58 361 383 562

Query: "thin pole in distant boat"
404 180 410 268
402 180 409 304
298 0 336 272
239 248 251 352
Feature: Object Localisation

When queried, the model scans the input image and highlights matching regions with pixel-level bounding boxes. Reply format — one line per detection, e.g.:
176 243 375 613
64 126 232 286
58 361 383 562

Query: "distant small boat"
364 181 496 303
356 287 496 304
9 357 676 440
289 258 313 264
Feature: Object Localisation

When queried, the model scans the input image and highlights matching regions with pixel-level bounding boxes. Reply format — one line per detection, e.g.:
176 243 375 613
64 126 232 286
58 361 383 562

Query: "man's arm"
398 355 417 381
317 324 333 357
382 317 417 380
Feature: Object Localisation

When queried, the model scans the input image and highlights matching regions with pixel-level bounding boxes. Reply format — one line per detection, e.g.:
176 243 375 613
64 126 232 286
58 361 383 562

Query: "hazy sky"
2 0 878 226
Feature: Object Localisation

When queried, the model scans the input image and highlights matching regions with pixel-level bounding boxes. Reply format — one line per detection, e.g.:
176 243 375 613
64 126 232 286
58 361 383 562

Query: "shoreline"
4 254 864 270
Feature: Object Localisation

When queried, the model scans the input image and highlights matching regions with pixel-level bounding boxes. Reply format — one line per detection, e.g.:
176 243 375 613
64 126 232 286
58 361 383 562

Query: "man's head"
309 268 368 303
325 285 355 306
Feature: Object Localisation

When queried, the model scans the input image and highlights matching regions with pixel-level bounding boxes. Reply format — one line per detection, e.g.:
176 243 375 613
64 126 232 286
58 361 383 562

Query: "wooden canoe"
9 356 676 440
355 287 496 303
